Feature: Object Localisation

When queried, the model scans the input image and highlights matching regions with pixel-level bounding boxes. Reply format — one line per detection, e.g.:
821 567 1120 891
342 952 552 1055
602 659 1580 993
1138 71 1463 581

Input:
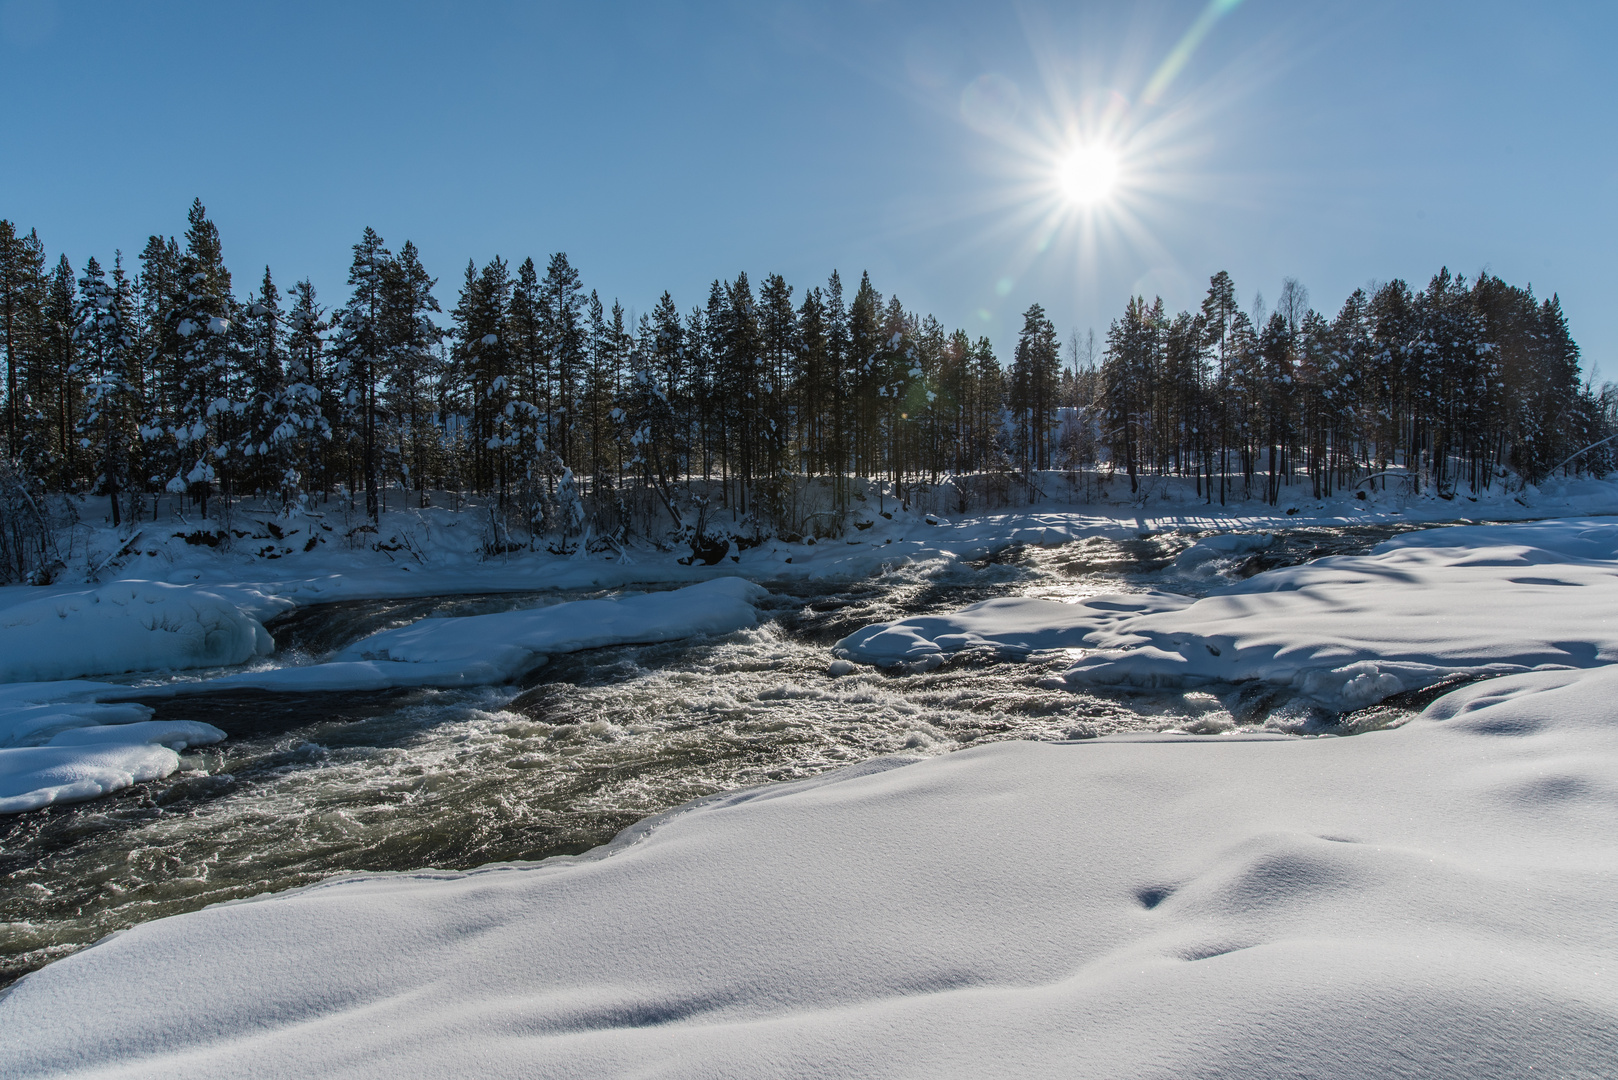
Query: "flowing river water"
0 523 1431 988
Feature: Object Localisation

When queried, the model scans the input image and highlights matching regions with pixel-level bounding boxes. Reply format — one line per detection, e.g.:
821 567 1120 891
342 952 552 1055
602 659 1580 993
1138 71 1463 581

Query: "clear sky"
2 0 1614 371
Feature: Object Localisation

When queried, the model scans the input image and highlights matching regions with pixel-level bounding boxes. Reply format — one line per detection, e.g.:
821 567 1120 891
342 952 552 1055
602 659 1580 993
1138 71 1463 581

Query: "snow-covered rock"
833 591 1190 666
4 665 1615 1078
837 520 1618 710
0 581 272 683
1173 530 1272 567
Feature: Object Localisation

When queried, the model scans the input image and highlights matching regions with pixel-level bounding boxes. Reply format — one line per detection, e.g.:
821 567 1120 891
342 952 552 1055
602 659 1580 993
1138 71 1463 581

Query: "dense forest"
1 199 1611 554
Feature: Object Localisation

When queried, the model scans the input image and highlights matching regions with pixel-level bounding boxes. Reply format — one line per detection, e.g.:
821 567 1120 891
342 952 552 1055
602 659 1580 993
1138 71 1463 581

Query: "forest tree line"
0 199 1609 546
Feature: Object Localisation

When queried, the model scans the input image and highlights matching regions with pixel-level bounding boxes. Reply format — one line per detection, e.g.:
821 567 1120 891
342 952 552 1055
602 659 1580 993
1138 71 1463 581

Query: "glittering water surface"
0 523 1423 987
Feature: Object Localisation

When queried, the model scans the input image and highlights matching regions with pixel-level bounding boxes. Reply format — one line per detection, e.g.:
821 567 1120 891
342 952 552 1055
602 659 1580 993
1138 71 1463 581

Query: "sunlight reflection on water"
0 522 1418 987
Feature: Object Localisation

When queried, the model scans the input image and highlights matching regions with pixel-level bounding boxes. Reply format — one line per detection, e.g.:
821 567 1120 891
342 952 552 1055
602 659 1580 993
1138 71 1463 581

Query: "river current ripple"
0 524 1421 988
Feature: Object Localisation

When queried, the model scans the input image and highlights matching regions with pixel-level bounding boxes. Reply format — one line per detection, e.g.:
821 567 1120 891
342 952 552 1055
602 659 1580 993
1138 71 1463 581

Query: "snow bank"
1062 537 1618 708
0 581 272 683
0 705 224 813
5 664 1615 1078
838 520 1618 710
1374 516 1618 561
205 577 770 692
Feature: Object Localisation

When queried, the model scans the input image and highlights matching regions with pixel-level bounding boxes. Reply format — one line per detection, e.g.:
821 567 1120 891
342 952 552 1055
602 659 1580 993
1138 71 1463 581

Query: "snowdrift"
0 581 273 683
837 521 1618 710
4 663 1615 1078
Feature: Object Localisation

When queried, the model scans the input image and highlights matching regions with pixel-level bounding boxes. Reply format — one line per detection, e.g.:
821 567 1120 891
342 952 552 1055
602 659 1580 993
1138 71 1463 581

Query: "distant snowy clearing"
837 519 1618 711
4 663 1614 1077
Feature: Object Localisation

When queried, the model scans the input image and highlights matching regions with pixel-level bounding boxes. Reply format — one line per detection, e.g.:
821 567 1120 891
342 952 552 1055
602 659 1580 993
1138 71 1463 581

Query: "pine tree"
451 256 514 500
1201 271 1238 503
757 272 797 486
625 307 682 528
134 234 181 489
27 254 79 484
73 255 138 523
1103 296 1164 494
382 240 442 501
156 199 238 515
795 286 828 475
823 271 851 505
236 267 284 495
330 227 390 518
1012 303 1060 472
0 222 48 461
508 257 550 479
540 253 585 470
848 272 882 481
649 290 686 480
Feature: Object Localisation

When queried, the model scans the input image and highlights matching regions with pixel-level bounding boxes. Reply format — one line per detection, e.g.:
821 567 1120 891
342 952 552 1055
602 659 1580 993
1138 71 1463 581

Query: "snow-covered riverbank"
4 475 1618 814
4 664 1614 1078
0 578 767 812
4 492 1618 1074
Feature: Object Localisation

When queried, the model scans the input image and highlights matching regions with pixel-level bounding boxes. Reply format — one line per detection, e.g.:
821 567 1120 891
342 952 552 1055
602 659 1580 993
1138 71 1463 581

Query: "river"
0 523 1427 988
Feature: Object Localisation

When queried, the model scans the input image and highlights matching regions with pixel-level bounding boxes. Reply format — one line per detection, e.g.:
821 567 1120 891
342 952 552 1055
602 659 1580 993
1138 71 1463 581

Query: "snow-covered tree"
72 255 138 524
330 227 390 519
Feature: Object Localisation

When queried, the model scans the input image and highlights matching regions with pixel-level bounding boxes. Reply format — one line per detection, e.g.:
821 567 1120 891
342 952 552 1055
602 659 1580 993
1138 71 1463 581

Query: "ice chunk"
1174 531 1272 567
0 718 224 813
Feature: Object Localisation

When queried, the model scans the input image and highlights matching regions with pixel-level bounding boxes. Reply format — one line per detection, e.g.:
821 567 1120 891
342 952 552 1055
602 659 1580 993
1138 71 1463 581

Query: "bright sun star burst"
1056 143 1121 206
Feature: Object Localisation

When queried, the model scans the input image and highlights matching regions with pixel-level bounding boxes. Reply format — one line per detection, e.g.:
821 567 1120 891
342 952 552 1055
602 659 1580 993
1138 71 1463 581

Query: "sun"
1056 143 1121 206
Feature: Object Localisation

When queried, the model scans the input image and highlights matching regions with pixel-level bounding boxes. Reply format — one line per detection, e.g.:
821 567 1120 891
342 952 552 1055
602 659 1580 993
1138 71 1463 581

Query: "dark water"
0 523 1421 988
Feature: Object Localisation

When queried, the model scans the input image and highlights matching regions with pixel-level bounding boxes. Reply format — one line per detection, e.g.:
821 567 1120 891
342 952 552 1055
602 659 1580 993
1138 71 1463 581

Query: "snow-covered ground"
8 470 1618 617
3 665 1614 1077
5 482 1618 1074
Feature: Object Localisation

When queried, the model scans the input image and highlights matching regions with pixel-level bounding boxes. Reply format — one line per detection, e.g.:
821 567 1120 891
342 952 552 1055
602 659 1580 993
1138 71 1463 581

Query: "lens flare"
1057 144 1120 206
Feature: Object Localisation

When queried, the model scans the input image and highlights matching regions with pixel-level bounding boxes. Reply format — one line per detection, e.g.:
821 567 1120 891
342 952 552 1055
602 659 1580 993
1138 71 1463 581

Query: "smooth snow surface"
4 666 1615 1078
838 519 1618 710
0 581 273 683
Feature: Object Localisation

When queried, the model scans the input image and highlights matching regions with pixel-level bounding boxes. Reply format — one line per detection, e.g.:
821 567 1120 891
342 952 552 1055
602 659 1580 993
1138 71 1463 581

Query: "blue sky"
2 0 1614 370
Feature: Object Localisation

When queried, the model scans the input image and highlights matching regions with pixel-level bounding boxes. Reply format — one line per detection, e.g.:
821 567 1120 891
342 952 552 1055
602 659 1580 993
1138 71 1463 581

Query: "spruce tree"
158 199 238 515
281 280 331 501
